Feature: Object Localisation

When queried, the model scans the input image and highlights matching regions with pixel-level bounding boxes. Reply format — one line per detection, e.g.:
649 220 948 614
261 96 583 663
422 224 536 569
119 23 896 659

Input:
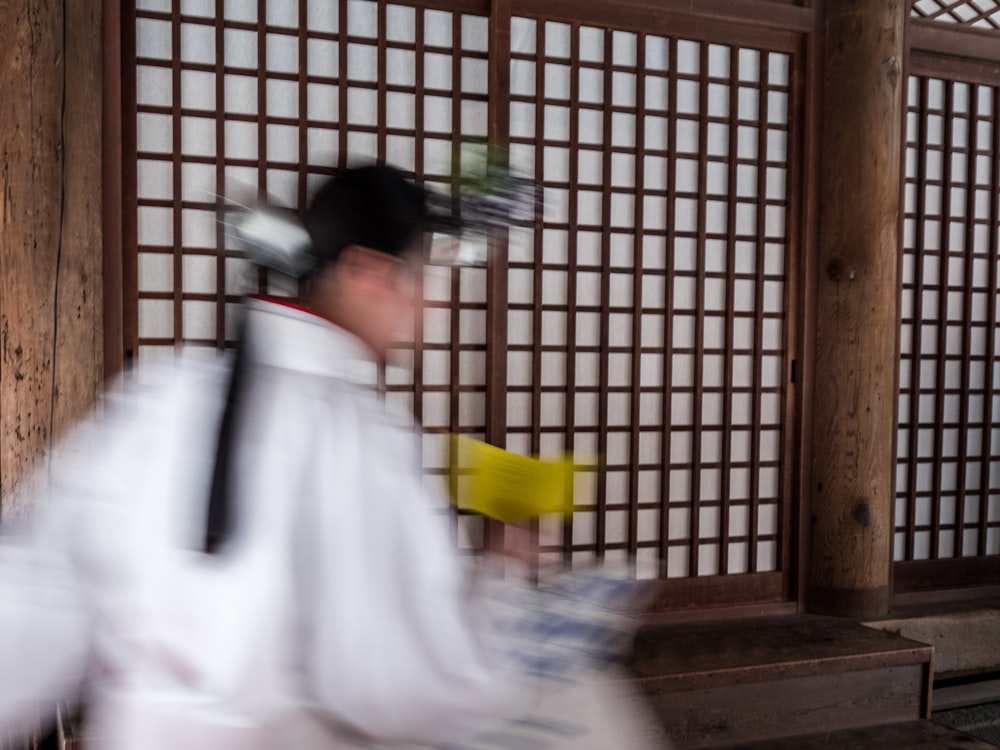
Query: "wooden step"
864 604 1000 712
864 606 1000 676
719 719 998 749
628 614 934 749
934 670 1000 711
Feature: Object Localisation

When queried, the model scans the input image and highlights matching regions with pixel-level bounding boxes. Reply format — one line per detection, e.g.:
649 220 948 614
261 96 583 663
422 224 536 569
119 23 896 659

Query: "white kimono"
0 298 515 749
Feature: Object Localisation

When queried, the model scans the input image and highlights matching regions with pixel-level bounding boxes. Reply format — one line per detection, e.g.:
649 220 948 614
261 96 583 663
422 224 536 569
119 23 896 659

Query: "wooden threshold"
720 719 999 750
630 614 933 693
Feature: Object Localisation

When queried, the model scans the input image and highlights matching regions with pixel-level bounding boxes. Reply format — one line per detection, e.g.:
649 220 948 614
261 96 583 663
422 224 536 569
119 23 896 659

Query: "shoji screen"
896 70 1000 567
131 0 495 544
911 0 1000 29
127 1 806 603
504 17 797 586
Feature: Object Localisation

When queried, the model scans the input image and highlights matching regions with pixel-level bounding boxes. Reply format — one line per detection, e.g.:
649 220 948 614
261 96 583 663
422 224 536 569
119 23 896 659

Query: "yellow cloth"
449 436 575 524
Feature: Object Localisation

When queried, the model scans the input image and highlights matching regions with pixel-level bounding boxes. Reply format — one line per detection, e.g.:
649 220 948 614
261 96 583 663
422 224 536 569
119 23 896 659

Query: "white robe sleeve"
0 385 154 738
292 404 518 745
0 454 96 736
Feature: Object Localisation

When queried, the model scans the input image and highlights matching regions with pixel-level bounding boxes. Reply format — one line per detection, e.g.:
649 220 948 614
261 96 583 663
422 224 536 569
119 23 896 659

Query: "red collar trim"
248 294 318 318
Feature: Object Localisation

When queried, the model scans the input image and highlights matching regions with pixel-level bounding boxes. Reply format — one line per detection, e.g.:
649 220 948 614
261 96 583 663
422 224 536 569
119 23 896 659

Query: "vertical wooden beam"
0 0 103 517
485 0 511 552
120 1 138 371
808 0 905 618
103 0 124 379
485 0 511 448
795 29 821 608
60 0 103 416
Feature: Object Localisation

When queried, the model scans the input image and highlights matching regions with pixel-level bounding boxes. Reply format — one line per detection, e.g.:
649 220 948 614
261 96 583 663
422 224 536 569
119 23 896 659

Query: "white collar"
242 297 379 385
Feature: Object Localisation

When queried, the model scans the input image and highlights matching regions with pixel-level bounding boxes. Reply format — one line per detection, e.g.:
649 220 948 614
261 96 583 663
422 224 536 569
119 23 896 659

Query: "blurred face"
308 244 422 360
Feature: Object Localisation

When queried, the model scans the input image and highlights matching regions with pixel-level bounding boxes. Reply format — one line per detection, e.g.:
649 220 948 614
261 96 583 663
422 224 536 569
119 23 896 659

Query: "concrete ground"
935 702 1000 746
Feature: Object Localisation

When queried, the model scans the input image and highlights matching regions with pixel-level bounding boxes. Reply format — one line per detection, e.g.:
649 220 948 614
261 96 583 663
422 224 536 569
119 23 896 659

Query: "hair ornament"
426 140 543 267
219 190 318 279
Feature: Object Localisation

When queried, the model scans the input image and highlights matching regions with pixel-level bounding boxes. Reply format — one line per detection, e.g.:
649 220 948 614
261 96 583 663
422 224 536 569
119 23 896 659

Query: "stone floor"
935 702 1000 746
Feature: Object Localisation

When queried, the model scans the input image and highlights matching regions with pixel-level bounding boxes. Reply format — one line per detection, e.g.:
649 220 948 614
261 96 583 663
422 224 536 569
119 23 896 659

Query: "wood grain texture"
807 0 906 618
631 615 932 688
102 0 123 380
865 608 1000 677
57 0 103 434
643 665 926 749
723 719 1000 750
0 0 102 518
629 615 933 746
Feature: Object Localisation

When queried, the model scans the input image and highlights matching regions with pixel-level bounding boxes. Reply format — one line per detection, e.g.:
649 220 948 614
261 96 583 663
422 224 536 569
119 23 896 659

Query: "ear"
335 244 367 275
304 247 377 303
337 245 393 281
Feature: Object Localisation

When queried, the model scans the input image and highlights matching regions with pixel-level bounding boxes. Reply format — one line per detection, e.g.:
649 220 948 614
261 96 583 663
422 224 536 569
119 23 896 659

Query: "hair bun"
233 205 317 279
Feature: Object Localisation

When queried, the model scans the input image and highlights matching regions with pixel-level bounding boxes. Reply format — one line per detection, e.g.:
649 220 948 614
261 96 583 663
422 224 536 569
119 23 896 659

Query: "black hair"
302 163 428 268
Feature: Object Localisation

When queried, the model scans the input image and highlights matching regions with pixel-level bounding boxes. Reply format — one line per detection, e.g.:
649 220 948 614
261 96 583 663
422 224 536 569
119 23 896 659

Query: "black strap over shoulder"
204 333 249 554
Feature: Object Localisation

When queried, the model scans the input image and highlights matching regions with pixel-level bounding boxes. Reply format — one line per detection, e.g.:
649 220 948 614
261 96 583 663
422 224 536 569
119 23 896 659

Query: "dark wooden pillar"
484 0 511 552
486 0 511 452
0 0 103 517
807 0 906 619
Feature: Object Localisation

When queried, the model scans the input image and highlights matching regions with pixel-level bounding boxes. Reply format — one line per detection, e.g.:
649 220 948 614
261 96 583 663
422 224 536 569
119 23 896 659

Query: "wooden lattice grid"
897 71 1000 563
126 0 804 597
912 0 1000 30
131 0 494 545
504 16 795 580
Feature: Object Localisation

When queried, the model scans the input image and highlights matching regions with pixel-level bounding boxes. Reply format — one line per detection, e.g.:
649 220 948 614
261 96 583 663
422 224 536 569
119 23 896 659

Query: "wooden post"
484 0 511 552
486 0 511 452
808 0 906 618
0 0 103 518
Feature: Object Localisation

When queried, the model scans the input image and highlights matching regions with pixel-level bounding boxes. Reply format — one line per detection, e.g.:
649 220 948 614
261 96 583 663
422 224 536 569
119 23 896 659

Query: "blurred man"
0 165 516 748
